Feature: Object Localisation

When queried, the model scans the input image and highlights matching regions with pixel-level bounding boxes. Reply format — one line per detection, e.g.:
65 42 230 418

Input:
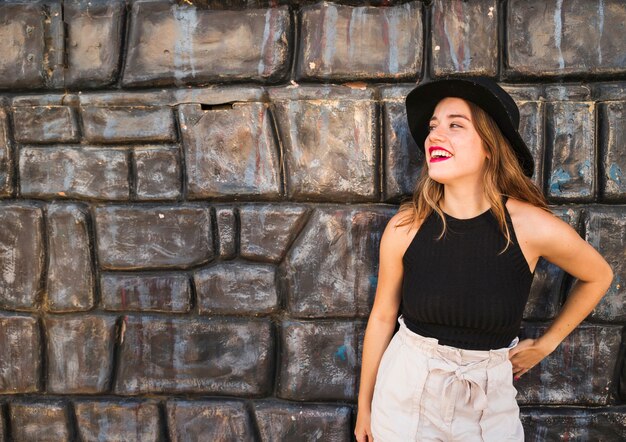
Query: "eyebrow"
429 114 471 122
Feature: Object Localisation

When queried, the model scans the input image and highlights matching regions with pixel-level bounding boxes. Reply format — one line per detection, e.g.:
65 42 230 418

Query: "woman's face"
424 97 488 185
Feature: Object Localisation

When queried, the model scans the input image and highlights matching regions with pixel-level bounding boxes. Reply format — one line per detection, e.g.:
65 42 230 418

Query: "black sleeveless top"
401 197 534 350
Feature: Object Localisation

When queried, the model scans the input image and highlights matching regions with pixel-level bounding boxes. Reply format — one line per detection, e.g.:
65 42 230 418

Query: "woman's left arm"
509 210 614 379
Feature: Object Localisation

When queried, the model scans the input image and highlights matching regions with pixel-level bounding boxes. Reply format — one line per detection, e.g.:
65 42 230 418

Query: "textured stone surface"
82 106 176 143
123 2 291 86
19 147 129 200
0 315 40 393
64 0 125 88
545 102 595 202
10 402 69 442
278 320 363 401
297 1 422 80
216 206 236 259
431 0 498 77
523 206 580 320
115 316 273 395
0 204 44 310
516 324 622 405
101 273 191 312
381 90 423 200
0 109 12 196
95 205 212 269
584 207 626 321
134 146 181 200
600 101 626 200
45 316 117 394
195 261 278 315
12 106 79 143
0 3 46 89
521 407 626 441
74 400 160 442
272 91 378 201
47 203 94 312
167 400 254 442
254 401 352 442
179 103 281 199
282 207 392 317
518 100 545 186
239 204 308 263
507 0 626 77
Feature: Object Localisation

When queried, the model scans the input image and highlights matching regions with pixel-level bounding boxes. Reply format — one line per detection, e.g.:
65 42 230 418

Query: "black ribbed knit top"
401 197 534 350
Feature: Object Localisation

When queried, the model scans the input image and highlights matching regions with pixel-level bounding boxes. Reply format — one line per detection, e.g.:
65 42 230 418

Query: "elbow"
601 262 614 292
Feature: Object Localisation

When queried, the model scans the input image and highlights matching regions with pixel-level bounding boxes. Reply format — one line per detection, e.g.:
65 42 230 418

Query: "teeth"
431 149 452 158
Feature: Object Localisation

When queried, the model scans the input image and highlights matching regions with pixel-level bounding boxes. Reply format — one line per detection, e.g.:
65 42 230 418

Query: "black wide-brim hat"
405 76 535 178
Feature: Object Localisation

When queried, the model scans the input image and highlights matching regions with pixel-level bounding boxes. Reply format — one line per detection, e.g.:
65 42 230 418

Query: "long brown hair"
396 99 549 252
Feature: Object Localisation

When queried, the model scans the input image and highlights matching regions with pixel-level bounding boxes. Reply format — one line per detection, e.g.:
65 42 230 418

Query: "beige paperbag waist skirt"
370 316 524 442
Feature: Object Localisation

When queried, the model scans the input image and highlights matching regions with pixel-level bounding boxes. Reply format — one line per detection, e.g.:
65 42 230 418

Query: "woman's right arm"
354 212 411 442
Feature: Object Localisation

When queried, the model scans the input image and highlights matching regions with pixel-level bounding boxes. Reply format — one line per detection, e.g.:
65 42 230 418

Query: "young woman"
354 77 613 441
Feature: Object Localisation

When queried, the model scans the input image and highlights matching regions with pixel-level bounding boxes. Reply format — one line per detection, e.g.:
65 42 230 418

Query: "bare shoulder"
505 197 576 245
380 208 425 260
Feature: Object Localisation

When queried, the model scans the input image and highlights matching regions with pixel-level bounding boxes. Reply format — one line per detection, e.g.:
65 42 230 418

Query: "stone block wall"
0 0 625 440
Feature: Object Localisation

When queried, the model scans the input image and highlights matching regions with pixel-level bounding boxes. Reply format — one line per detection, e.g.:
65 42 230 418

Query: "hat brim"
405 78 535 178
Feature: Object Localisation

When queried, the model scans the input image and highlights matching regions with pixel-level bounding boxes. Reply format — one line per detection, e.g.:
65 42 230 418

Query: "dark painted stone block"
239 204 308 263
47 203 94 312
521 406 626 441
507 0 626 77
254 401 352 442
0 203 44 310
115 316 273 395
82 106 176 143
0 3 46 89
95 205 212 270
277 320 363 401
584 207 626 321
0 315 40 393
516 324 622 405
19 147 130 200
523 206 580 320
64 0 125 88
134 146 181 200
167 400 254 442
12 106 79 144
545 102 595 202
123 2 291 87
10 402 69 442
0 109 13 196
518 101 545 187
216 207 236 259
45 316 117 394
282 207 392 318
179 103 281 199
101 273 191 312
381 91 423 200
297 1 422 80
431 0 497 77
195 261 277 315
74 400 160 442
600 101 626 201
272 95 378 201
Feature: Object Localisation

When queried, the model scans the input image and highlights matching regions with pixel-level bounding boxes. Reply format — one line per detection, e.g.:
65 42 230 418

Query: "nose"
426 125 445 144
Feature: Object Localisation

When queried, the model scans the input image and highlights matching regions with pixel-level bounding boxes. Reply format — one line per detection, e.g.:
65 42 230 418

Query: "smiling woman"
354 76 614 442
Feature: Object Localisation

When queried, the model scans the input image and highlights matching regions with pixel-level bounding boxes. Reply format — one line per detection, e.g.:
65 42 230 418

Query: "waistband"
397 315 518 366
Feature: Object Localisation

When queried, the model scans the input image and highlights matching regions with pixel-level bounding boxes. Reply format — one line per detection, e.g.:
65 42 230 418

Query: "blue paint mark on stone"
578 159 591 178
369 275 378 286
609 163 622 184
549 168 571 195
335 345 347 361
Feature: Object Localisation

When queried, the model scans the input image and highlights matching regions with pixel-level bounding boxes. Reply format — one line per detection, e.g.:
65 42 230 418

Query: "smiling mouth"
429 147 453 162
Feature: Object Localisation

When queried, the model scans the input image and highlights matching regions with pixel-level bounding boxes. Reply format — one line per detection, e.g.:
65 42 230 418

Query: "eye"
451 123 462 128
428 125 436 132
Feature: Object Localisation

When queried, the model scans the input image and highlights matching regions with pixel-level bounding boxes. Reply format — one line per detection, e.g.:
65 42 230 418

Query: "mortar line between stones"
172 106 188 202
5 108 19 199
85 205 102 311
422 0 432 81
1 402 12 442
128 148 137 201
116 0 133 88
267 103 286 198
37 315 48 394
158 401 172 442
597 103 607 202
66 399 79 442
107 316 125 394
288 4 300 83
497 0 506 80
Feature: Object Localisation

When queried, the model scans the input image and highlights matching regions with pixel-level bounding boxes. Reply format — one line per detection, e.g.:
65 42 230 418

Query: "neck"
440 183 491 219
